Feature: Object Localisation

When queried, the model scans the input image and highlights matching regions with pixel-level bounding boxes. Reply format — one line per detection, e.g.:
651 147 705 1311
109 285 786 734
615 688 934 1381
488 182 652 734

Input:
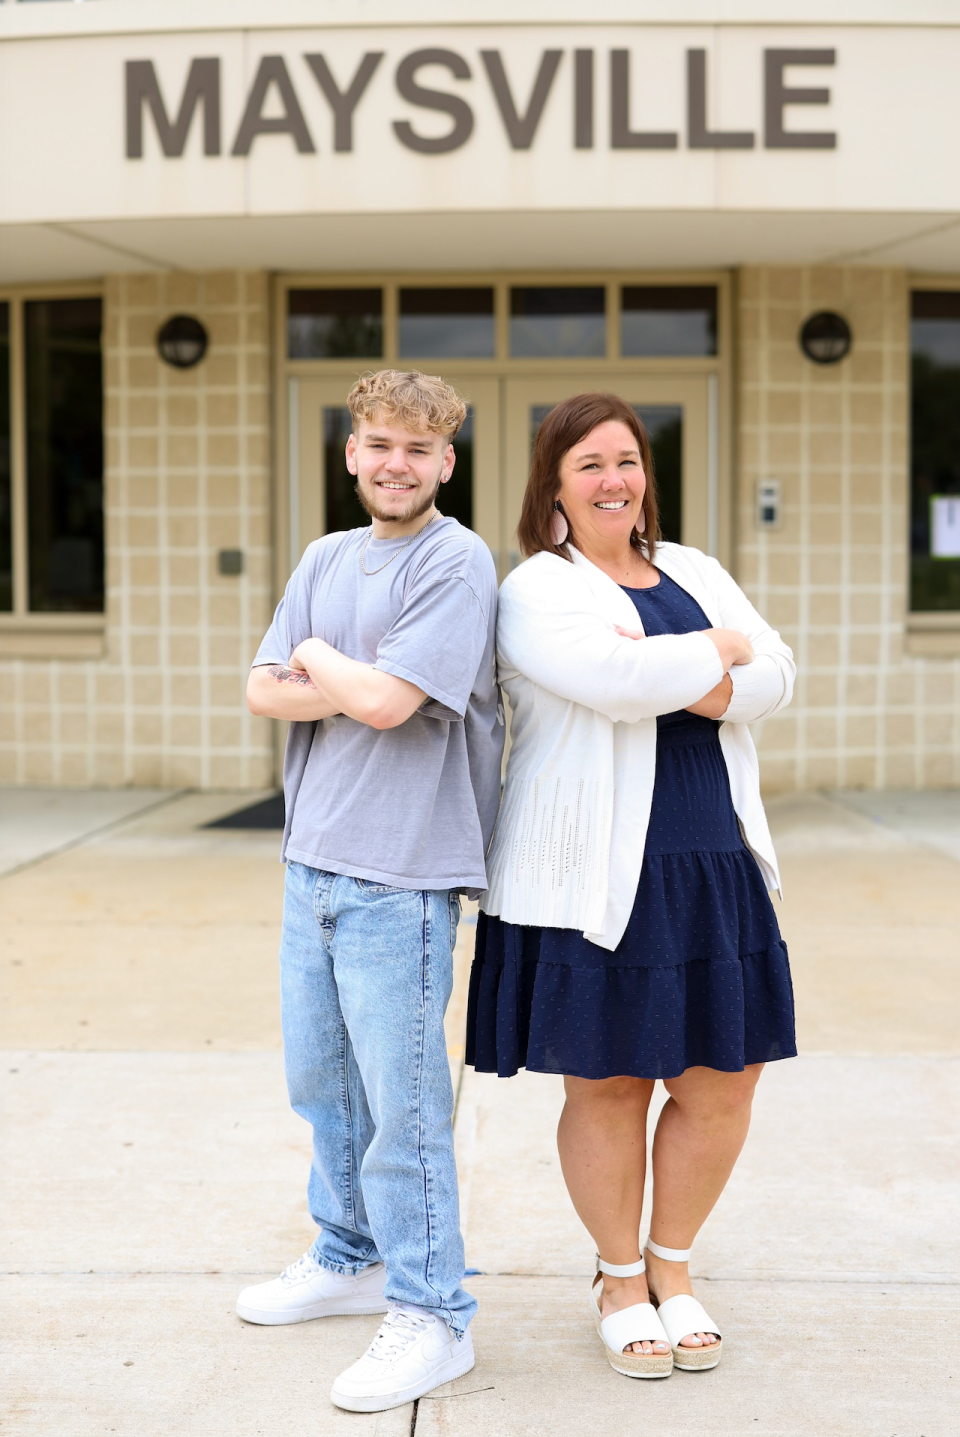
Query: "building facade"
2 0 960 791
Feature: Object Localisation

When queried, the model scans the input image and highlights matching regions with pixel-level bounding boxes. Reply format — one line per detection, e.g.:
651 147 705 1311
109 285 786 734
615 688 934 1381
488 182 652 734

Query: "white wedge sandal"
643 1239 722 1372
589 1255 674 1379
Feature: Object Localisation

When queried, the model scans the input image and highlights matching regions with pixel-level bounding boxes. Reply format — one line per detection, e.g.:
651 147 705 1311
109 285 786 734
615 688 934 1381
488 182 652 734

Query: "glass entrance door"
290 376 502 572
503 374 716 570
289 373 715 581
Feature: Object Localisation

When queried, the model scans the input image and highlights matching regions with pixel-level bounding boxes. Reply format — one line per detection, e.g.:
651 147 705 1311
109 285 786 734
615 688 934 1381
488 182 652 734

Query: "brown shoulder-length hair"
516 392 660 561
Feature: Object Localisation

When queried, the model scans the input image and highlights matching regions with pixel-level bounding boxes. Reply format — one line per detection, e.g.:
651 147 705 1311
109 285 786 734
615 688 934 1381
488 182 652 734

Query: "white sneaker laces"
280 1253 320 1284
366 1310 433 1362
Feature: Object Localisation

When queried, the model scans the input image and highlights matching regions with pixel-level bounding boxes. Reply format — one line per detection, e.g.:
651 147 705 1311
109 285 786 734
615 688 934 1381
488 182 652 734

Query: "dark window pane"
324 404 473 535
0 304 10 611
440 407 473 528
399 288 495 359
529 400 682 544
529 404 554 451
912 291 960 321
621 286 718 357
636 405 682 543
25 298 103 613
511 287 606 358
910 291 960 611
289 289 383 360
324 406 366 533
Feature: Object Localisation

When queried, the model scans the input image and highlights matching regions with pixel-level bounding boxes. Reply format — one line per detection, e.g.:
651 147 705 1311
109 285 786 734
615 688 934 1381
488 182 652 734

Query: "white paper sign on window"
931 496 960 558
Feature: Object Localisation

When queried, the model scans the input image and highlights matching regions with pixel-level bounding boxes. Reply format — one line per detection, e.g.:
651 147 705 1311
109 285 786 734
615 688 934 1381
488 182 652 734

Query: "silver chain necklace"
359 511 440 576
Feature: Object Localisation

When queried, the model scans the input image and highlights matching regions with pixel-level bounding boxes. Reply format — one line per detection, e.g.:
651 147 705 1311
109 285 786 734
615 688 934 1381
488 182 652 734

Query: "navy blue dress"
466 570 796 1081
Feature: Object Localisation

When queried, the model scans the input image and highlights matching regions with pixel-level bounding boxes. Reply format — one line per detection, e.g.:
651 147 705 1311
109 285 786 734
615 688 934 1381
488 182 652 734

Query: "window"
399 288 495 359
510 287 606 358
288 289 383 360
442 407 474 529
0 294 104 621
621 286 718 357
911 291 960 611
323 406 364 534
637 405 683 542
284 279 724 364
25 298 104 613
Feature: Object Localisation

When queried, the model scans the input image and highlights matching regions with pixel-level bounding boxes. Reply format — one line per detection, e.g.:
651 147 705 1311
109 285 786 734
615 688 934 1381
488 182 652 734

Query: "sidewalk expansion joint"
0 787 189 882
454 1271 960 1287
421 1386 496 1401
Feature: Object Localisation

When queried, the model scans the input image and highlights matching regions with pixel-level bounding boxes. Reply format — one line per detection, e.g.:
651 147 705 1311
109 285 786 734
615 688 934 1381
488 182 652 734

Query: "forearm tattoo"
267 664 316 689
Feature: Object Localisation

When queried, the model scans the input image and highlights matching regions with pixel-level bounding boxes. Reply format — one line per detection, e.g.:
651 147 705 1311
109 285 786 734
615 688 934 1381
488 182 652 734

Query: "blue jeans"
279 861 476 1336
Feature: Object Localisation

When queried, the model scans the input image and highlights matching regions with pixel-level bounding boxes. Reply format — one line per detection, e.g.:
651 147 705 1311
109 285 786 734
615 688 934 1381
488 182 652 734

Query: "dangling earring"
635 507 646 536
550 502 569 546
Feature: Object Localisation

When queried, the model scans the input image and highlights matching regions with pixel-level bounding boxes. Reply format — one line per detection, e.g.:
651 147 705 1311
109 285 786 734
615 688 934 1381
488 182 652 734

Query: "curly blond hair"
347 369 467 439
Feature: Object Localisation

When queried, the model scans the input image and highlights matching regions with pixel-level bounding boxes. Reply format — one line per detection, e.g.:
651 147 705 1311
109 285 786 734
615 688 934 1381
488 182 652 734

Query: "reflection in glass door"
321 405 359 533
637 407 683 544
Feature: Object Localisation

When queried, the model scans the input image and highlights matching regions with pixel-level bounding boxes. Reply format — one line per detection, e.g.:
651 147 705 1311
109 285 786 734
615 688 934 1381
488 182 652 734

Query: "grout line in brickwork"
740 264 959 793
198 273 210 789
796 267 810 791
836 267 851 787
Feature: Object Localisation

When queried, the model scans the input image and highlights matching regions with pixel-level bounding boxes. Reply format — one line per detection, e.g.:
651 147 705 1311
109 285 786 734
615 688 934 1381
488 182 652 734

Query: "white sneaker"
236 1252 387 1325
330 1309 475 1412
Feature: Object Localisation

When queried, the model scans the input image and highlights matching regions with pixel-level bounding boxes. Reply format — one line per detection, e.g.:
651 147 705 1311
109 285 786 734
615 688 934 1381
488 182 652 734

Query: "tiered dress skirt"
465 570 797 1082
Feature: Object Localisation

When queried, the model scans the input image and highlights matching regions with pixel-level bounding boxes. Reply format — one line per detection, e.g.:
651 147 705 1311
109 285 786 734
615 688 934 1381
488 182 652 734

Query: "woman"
467 393 796 1379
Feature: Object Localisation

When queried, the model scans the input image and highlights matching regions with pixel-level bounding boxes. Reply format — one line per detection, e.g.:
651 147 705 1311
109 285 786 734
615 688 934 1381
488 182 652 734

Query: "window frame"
0 281 105 657
907 275 960 654
277 271 729 372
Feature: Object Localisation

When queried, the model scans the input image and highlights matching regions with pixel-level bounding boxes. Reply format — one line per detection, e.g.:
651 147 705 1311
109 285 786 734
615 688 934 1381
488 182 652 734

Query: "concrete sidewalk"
2 788 958 1435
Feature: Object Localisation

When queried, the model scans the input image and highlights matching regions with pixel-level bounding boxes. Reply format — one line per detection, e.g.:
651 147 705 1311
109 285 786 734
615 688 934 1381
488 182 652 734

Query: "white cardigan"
481 543 796 951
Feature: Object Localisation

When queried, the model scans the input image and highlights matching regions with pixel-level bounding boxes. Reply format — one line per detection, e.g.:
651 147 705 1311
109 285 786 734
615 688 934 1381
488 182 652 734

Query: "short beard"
356 475 442 526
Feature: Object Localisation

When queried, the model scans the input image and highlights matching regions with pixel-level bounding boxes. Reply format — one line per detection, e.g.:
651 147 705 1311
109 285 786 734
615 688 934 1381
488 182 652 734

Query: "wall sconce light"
799 311 852 365
157 314 209 369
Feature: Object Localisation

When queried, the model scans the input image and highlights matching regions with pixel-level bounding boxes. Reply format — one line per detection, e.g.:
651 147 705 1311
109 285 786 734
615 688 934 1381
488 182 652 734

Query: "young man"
238 371 503 1413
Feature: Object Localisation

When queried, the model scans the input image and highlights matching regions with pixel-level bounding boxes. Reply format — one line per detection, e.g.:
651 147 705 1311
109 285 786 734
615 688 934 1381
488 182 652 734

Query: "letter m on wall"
126 58 221 157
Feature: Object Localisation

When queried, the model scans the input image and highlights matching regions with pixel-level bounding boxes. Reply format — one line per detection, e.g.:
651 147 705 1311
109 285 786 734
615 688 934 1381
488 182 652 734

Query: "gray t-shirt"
252 516 503 893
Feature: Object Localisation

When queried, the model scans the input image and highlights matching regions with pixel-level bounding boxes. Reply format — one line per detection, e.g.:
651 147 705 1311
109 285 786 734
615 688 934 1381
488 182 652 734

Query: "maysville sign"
2 22 960 224
125 48 838 159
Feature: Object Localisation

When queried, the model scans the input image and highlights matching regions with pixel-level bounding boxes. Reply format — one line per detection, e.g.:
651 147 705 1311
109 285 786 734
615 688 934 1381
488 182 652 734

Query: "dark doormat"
205 793 285 829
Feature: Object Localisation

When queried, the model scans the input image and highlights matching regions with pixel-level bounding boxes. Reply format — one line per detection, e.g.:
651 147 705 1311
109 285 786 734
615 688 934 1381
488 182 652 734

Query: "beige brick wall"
739 265 960 791
0 270 276 788
6 260 960 795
